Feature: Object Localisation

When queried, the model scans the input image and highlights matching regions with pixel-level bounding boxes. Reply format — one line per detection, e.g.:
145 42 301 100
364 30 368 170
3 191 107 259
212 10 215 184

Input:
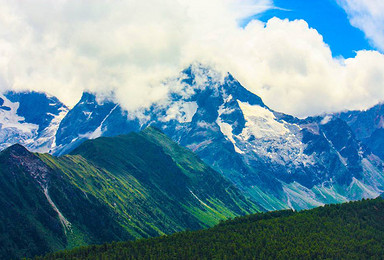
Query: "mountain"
0 127 257 259
0 91 68 153
46 64 384 211
1 65 384 211
337 103 384 160
39 197 384 259
53 92 136 155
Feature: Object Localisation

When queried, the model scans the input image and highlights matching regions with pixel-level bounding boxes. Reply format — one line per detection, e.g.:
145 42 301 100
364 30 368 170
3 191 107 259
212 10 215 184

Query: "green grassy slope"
38 198 384 260
0 145 130 260
0 127 259 259
66 127 259 228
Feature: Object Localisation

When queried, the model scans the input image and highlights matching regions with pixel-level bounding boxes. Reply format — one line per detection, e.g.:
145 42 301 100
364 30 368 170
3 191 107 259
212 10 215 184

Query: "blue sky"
244 0 373 58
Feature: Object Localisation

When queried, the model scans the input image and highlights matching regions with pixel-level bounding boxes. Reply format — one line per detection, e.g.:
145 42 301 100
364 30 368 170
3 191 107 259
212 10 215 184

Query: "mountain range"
2 64 384 258
2 64 383 211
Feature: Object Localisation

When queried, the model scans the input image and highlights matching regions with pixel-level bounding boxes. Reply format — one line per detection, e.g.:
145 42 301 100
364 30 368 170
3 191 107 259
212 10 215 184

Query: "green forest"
35 197 384 260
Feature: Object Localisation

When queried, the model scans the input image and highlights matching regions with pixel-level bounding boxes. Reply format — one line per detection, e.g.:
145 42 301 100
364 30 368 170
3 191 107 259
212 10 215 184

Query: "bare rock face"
5 144 51 188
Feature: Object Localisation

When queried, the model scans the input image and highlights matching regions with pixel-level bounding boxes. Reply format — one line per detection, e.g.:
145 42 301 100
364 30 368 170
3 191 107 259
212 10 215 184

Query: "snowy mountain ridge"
0 92 68 153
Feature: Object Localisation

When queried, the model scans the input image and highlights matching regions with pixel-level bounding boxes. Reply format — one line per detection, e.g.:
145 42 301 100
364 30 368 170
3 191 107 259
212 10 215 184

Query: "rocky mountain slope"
337 103 384 161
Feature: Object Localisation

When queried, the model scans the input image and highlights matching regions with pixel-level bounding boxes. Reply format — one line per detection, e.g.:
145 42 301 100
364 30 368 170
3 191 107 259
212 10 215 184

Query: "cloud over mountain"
0 0 383 117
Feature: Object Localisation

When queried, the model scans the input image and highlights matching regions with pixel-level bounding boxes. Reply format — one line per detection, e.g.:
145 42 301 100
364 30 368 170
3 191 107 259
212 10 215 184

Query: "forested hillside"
0 127 257 259
37 198 384 259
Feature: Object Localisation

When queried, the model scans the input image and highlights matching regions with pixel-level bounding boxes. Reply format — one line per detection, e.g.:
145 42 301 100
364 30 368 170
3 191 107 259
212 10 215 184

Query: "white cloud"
0 0 271 109
211 18 384 117
337 0 384 51
0 0 384 117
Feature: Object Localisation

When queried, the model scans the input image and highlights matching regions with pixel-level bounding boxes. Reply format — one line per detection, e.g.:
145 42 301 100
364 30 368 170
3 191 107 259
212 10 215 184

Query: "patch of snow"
83 111 93 120
32 108 69 153
238 101 288 139
216 102 244 154
336 151 348 167
320 115 333 125
235 101 313 166
0 95 39 151
0 95 38 133
80 104 118 140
